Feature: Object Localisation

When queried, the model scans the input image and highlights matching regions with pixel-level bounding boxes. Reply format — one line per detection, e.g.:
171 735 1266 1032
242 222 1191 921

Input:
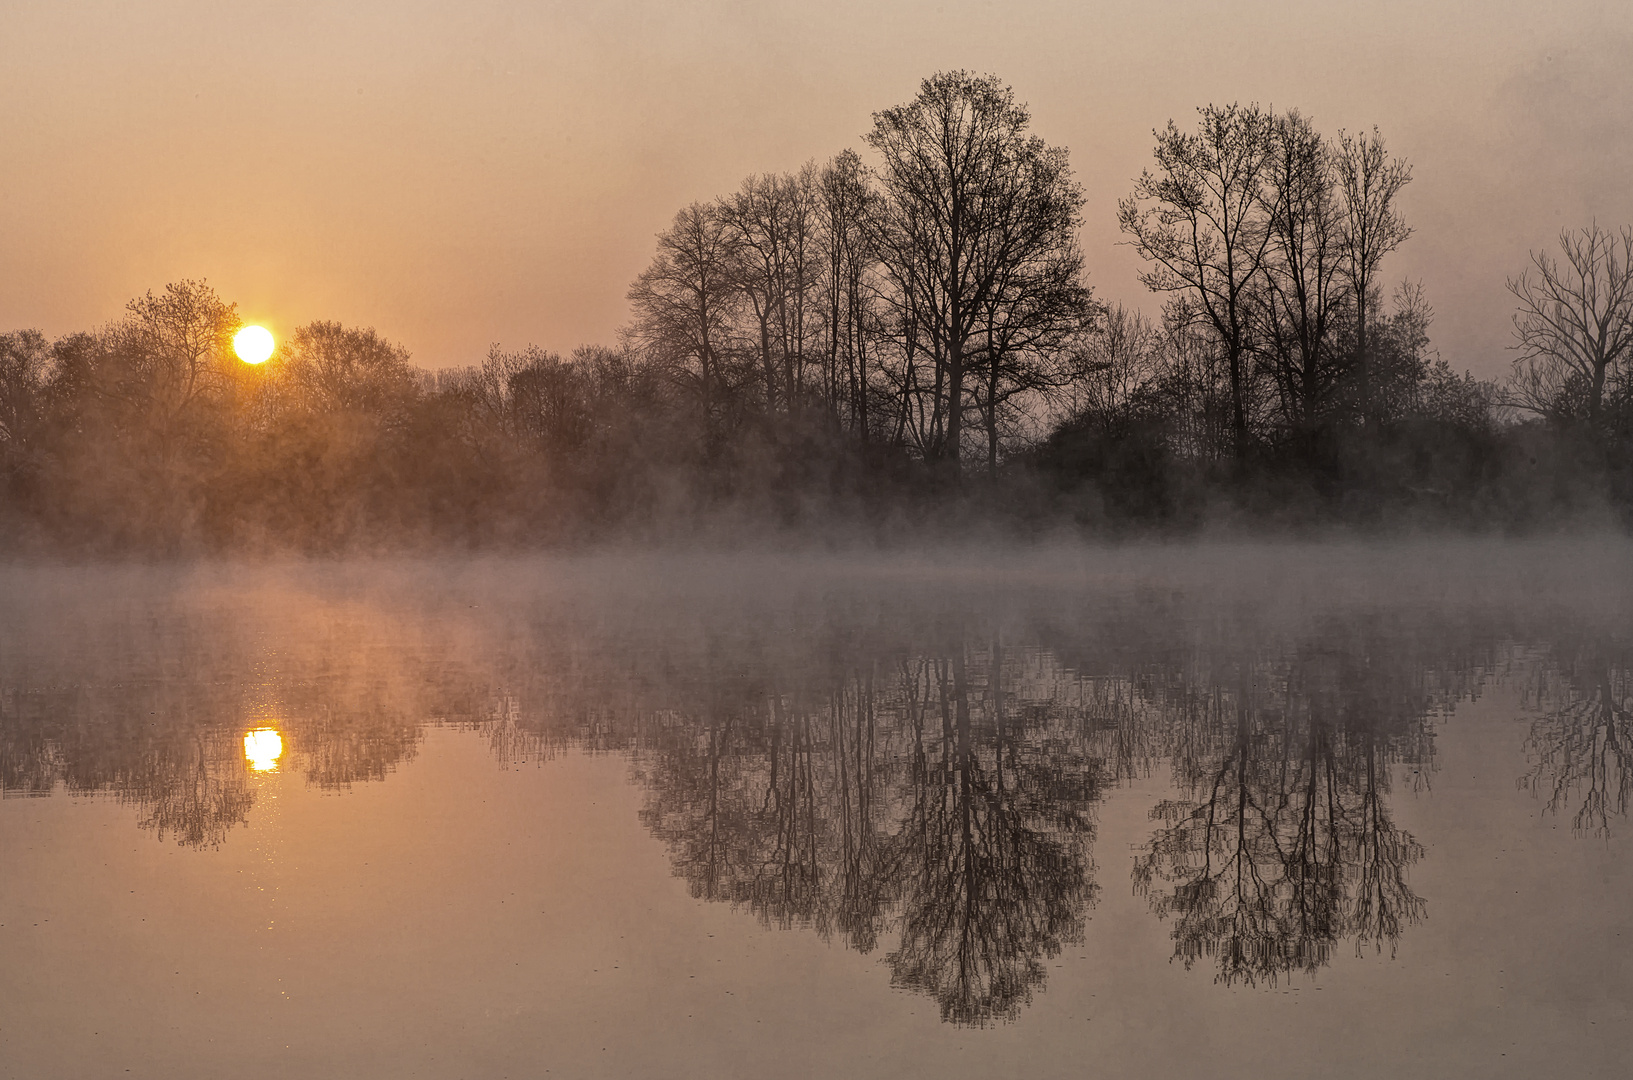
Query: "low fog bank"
4 534 1629 635
1 425 1627 558
4 537 1627 857
2 407 1625 557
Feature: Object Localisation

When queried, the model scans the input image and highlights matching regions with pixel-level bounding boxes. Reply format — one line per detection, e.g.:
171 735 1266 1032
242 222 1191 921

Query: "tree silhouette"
1120 104 1279 459
867 71 1093 481
1335 128 1412 428
1507 224 1633 429
1256 110 1350 436
719 168 821 415
627 202 743 443
104 279 241 457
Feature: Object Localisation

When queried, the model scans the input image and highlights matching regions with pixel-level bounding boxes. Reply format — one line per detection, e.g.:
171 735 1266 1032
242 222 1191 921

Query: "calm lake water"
2 542 1630 1079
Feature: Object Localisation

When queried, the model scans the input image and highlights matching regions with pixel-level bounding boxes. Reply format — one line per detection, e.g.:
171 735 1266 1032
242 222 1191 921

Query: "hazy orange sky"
4 0 1631 378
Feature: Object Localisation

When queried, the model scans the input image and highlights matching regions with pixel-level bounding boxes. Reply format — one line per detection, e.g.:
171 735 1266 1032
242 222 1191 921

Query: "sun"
244 728 284 772
234 325 275 364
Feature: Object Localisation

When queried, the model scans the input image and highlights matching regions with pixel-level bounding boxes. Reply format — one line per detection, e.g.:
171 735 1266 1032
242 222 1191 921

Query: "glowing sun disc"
234 325 275 364
244 727 283 772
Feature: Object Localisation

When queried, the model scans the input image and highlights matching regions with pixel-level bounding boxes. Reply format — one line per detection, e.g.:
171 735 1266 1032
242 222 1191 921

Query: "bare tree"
817 150 881 437
509 352 592 454
0 330 50 479
970 239 1096 477
1335 128 1412 427
627 203 742 438
1065 303 1161 429
1148 310 1240 462
1120 104 1278 459
103 279 241 454
285 321 416 418
1257 111 1348 433
458 343 559 440
867 71 1090 482
719 169 820 415
1506 223 1633 427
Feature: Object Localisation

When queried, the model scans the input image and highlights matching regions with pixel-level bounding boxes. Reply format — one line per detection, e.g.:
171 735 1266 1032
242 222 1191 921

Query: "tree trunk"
986 364 1000 481
945 343 964 485
1356 282 1370 429
1228 334 1248 461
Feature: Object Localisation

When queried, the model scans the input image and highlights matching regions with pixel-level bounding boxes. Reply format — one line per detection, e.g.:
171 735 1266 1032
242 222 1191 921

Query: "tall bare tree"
1257 111 1348 433
867 71 1090 482
1506 223 1633 427
1335 128 1412 427
627 203 742 437
817 150 880 437
1120 103 1278 459
285 321 416 418
971 276 1092 478
719 169 820 414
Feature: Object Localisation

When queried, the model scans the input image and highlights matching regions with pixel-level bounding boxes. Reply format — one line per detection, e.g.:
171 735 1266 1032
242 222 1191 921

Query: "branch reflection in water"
632 627 1099 1024
1521 635 1633 837
0 557 1625 1024
0 593 429 847
1131 619 1445 986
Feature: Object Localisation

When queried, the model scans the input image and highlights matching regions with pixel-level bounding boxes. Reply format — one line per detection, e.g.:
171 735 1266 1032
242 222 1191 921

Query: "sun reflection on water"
244 728 284 772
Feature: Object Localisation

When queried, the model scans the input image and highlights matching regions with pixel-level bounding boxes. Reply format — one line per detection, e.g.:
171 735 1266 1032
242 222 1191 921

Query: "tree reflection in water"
3 579 1617 1022
632 629 1100 1024
0 611 431 848
1521 640 1632 837
1132 687 1426 985
1131 620 1446 986
1 681 259 848
886 646 1097 1023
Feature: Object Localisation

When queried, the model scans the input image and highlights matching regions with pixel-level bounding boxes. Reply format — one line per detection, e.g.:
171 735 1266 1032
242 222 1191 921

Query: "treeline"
1062 105 1633 528
1 72 1629 551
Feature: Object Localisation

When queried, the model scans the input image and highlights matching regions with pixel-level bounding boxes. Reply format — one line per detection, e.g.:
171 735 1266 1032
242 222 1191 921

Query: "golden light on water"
234 325 275 364
244 727 283 772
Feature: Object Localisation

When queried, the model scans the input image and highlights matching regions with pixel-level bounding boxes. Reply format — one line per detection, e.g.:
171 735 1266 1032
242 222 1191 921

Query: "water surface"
2 542 1629 1078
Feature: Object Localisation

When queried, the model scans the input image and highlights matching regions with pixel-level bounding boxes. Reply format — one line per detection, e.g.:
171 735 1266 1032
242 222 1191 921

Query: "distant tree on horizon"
1507 223 1633 430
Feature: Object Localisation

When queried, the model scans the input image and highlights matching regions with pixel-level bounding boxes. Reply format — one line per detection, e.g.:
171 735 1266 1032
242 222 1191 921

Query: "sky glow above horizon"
3 0 1631 379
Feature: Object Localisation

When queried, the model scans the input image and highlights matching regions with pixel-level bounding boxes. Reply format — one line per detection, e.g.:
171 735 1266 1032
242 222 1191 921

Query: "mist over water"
1 539 1629 1076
